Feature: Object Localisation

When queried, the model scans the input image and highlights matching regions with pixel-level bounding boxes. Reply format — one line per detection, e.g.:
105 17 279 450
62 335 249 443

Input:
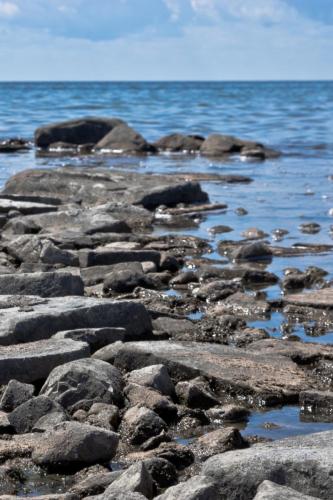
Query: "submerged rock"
154 133 204 153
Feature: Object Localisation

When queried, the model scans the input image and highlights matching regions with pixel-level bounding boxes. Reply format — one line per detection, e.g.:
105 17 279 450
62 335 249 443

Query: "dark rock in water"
0 296 151 345
8 395 67 434
0 379 34 412
32 421 119 468
53 327 125 352
95 124 155 154
299 222 321 234
231 242 273 262
253 480 319 500
40 358 124 410
35 117 125 148
0 138 30 153
155 475 220 500
300 390 333 422
103 461 154 499
207 405 250 424
154 133 204 153
175 378 219 409
131 181 208 208
193 279 241 302
241 227 268 240
122 405 167 445
208 224 233 235
126 364 175 397
0 272 84 298
211 292 271 318
0 339 89 385
203 430 333 499
201 134 280 159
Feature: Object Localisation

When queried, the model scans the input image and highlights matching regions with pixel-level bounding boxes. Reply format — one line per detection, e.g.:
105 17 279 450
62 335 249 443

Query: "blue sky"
0 0 333 80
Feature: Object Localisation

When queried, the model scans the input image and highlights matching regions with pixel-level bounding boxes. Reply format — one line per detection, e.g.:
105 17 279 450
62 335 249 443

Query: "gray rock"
124 383 177 423
143 457 178 489
203 430 333 499
40 240 79 267
70 470 122 497
95 124 155 154
201 134 279 159
154 133 204 153
0 339 89 384
0 296 151 345
175 378 219 409
103 262 154 293
40 358 124 410
33 411 69 432
232 242 273 262
122 406 167 445
282 288 333 309
0 379 34 412
86 403 119 430
32 421 119 467
0 272 84 297
103 462 154 499
0 198 56 215
127 365 175 397
79 249 160 268
131 181 208 208
253 480 320 499
53 328 125 352
35 117 125 148
8 395 67 433
155 475 219 500
300 390 333 422
0 137 30 153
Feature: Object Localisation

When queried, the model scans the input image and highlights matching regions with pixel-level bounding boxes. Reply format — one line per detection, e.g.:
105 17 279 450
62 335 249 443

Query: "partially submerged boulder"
95 124 155 154
154 133 204 153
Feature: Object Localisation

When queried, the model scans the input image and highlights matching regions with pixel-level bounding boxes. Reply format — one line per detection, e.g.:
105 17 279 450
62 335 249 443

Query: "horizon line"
0 79 333 83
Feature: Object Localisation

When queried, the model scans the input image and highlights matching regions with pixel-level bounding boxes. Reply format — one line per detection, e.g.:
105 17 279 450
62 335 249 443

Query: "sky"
0 0 333 81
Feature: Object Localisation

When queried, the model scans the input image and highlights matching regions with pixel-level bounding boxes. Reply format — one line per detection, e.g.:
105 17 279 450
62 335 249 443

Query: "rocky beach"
0 82 333 500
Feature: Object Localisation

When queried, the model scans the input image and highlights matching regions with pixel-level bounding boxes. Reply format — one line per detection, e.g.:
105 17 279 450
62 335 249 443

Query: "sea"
1 83 333 490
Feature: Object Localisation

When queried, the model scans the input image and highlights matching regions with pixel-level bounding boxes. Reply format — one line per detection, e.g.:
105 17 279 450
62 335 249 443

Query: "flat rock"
0 339 89 384
253 480 320 499
0 198 57 215
282 288 333 309
0 296 151 345
203 430 333 499
53 327 125 352
155 475 219 500
111 340 313 406
0 272 84 297
79 249 161 268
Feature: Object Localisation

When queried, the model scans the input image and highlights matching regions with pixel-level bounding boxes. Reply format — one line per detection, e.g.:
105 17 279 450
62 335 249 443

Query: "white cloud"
0 1 19 17
164 0 181 21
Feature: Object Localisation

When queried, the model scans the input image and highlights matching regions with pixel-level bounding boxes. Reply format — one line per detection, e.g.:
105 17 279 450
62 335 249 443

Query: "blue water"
1 82 333 458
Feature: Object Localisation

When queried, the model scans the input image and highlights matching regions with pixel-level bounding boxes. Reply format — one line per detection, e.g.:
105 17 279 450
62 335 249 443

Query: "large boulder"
8 395 67 433
95 124 155 154
130 181 208 208
154 133 204 153
0 296 152 345
0 379 34 412
40 358 124 410
104 462 154 499
32 421 119 467
35 117 125 148
155 475 220 500
0 272 84 297
253 480 319 500
0 339 90 385
203 430 333 499
201 134 279 159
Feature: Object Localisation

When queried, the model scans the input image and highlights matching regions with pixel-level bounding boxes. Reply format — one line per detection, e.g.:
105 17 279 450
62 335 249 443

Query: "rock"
40 358 124 411
95 124 155 154
203 430 333 499
124 384 177 423
154 133 204 153
131 181 208 209
282 288 333 309
155 475 219 500
0 296 151 345
170 271 198 286
152 317 196 339
126 365 175 397
40 240 79 267
211 292 271 318
33 411 68 432
231 242 273 262
253 480 319 499
111 340 313 406
32 421 119 468
0 339 89 385
208 225 233 235
103 262 155 293
299 222 321 234
0 272 84 297
241 228 268 240
53 328 125 352
79 249 160 268
0 379 34 412
207 405 250 423
0 137 30 153
104 462 154 499
86 403 119 430
201 134 260 156
300 390 333 422
122 406 167 445
8 395 67 433
193 428 246 461
35 117 125 148
0 198 56 215
70 470 122 497
143 457 178 489
194 280 241 302
175 378 219 409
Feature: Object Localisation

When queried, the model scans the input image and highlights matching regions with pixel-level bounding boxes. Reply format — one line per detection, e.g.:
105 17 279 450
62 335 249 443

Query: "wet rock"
126 365 175 397
103 461 154 499
0 138 30 153
241 228 268 240
203 430 333 499
207 405 250 423
154 133 204 153
193 428 246 461
208 225 233 235
40 358 124 411
282 288 333 309
300 390 333 422
175 378 219 409
194 280 241 302
53 328 125 352
122 406 167 445
0 412 14 434
0 296 151 345
79 249 160 268
35 117 125 148
141 431 172 451
201 134 261 156
271 228 289 241
155 475 219 500
231 242 273 262
212 292 270 318
229 327 269 347
299 222 321 234
0 272 84 298
131 181 208 209
112 340 312 406
0 380 34 412
281 273 307 292
0 339 89 385
124 384 177 423
170 271 198 286
143 457 178 489
235 207 248 216
95 124 155 154
103 262 155 293
8 395 67 434
253 480 319 500
32 421 119 468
